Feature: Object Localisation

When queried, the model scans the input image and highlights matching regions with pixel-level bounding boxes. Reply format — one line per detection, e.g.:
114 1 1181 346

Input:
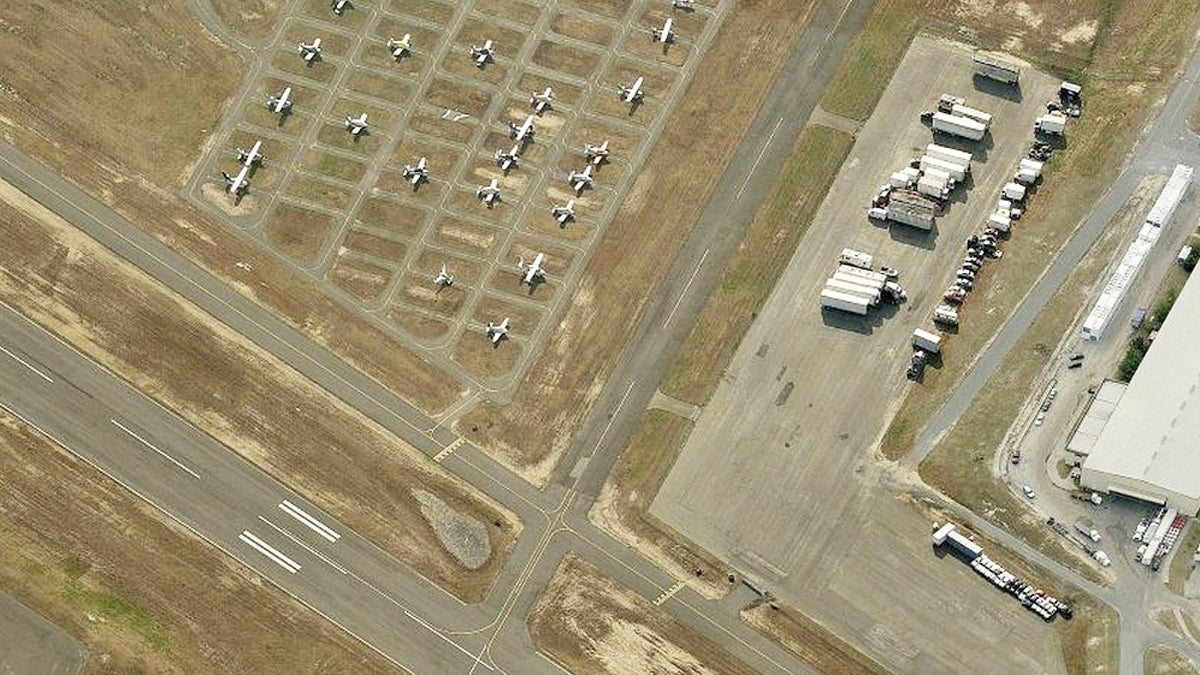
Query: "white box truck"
917 173 949 199
920 155 968 182
932 112 986 141
826 278 880 304
1002 182 1027 201
913 328 943 353
988 211 1012 233
1035 113 1067 136
950 104 993 128
839 248 873 270
934 305 959 326
832 273 884 295
926 143 973 170
820 289 870 315
889 171 913 188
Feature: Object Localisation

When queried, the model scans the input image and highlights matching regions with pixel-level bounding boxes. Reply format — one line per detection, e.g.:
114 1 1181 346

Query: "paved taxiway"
0 589 83 675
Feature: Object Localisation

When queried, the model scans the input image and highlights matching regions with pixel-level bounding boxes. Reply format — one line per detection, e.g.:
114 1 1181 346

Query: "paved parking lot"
651 36 1068 674
188 0 721 387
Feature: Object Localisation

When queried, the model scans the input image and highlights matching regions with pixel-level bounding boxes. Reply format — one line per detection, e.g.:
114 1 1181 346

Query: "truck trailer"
920 155 968 182
838 248 874 270
912 328 943 353
820 288 870 315
1002 182 1027 201
934 304 959 326
837 265 888 284
826 278 880 304
972 52 1021 84
1035 112 1067 136
917 173 950 199
926 143 973 170
949 104 993 128
832 271 884 291
932 112 987 141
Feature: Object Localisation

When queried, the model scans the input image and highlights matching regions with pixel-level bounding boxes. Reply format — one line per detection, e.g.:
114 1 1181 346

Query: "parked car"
1022 485 1036 499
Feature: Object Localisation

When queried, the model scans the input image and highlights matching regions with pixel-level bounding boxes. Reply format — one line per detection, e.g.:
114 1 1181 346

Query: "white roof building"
1081 268 1200 513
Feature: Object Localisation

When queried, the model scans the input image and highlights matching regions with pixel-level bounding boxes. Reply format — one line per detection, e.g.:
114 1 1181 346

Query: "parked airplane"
345 113 368 135
470 40 494 67
518 253 546 284
551 200 576 225
222 166 251 196
494 145 520 173
331 0 351 14
567 165 594 193
671 0 695 9
435 263 454 288
387 34 412 59
236 140 264 167
476 178 501 207
298 38 322 63
267 87 293 115
584 140 610 166
507 114 535 143
529 87 554 114
403 157 428 185
650 17 675 43
618 76 645 103
485 317 509 344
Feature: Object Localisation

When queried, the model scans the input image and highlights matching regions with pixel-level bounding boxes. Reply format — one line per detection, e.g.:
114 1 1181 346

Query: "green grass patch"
63 579 170 652
1168 522 1200 595
818 0 920 121
661 125 854 404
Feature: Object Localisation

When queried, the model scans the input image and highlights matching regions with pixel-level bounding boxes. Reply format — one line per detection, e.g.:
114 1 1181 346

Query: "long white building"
1080 267 1200 513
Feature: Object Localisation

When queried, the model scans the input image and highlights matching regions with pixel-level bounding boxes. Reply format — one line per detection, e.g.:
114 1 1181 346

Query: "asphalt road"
0 590 84 675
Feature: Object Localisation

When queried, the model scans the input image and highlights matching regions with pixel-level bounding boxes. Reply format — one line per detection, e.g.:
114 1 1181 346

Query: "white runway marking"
239 530 301 573
279 499 340 542
258 516 347 574
0 344 53 383
111 419 200 479
662 247 710 328
587 380 637 459
735 116 785 201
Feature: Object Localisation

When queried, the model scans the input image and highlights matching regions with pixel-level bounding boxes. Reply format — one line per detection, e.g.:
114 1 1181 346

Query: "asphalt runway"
0 590 84 675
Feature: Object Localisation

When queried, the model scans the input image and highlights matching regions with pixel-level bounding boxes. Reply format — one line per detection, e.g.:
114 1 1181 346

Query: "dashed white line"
111 419 200 479
587 380 637 460
258 516 347 574
662 248 710 329
279 499 340 542
239 530 301 573
734 116 785 201
0 344 53 383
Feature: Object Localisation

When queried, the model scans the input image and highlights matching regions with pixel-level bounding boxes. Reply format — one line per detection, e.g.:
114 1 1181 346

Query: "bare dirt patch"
516 72 587 108
385 0 456 25
559 0 632 20
0 413 399 674
412 248 487 285
1145 644 1200 675
316 122 385 156
528 554 757 675
0 189 520 602
211 0 285 39
344 69 415 104
342 230 408 264
452 334 522 379
425 78 496 119
409 110 480 143
327 254 394 302
742 605 888 675
550 10 618 46
457 0 822 484
473 0 542 26
300 150 370 183
357 196 429 239
389 136 465 177
285 174 355 211
398 278 467 317
531 39 605 80
389 309 452 340
263 202 339 265
433 216 505 257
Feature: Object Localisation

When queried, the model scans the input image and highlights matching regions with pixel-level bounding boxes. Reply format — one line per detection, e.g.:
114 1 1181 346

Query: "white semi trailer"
932 112 986 141
950 104 993 128
820 288 870 315
913 328 943 353
919 155 968 182
926 143 973 170
826 278 880 304
837 265 888 284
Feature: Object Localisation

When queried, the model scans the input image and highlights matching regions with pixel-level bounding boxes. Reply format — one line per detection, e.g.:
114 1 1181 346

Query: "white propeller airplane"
236 140 264 167
529 87 554 114
494 145 520 173
618 76 645 104
551 200 575 226
567 165 594 193
671 0 695 9
486 317 510 344
518 253 546 285
507 114 535 143
331 0 351 14
345 113 368 135
298 38 322 63
476 178 501 207
650 18 675 43
584 140 609 166
435 263 454 288
470 40 494 67
403 157 428 186
387 34 412 59
222 165 251 197
267 87 293 115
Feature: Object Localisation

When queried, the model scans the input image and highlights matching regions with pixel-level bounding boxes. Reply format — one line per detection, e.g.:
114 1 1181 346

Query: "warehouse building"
1079 268 1200 514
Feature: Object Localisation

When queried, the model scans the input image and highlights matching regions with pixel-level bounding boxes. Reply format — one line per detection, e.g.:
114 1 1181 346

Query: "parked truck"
932 112 987 141
934 304 959 326
820 288 870 315
825 276 883 302
912 328 943 353
1075 519 1102 543
920 155 968 182
950 103 993 128
917 173 950 199
972 51 1021 84
839 248 874 270
1002 182 1027 202
1014 157 1043 185
1035 112 1067 136
926 143 973 170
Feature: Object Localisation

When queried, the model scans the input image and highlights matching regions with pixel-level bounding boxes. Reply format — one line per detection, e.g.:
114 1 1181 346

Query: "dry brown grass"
455 0 822 486
0 412 397 674
662 125 854 404
741 604 888 675
528 554 756 675
1145 645 1200 675
211 0 286 40
0 187 520 603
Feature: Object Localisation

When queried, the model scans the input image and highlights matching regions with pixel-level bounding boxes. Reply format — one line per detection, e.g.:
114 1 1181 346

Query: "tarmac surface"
0 590 84 675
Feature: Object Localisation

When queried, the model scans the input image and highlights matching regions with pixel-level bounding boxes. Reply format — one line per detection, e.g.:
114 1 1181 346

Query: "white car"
1022 485 1036 499
1035 412 1046 426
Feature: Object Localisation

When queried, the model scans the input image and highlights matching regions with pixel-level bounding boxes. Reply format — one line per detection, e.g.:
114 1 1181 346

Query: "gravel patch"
414 490 491 569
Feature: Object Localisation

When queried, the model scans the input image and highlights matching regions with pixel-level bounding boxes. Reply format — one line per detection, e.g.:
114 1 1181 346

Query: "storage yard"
652 36 1067 674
